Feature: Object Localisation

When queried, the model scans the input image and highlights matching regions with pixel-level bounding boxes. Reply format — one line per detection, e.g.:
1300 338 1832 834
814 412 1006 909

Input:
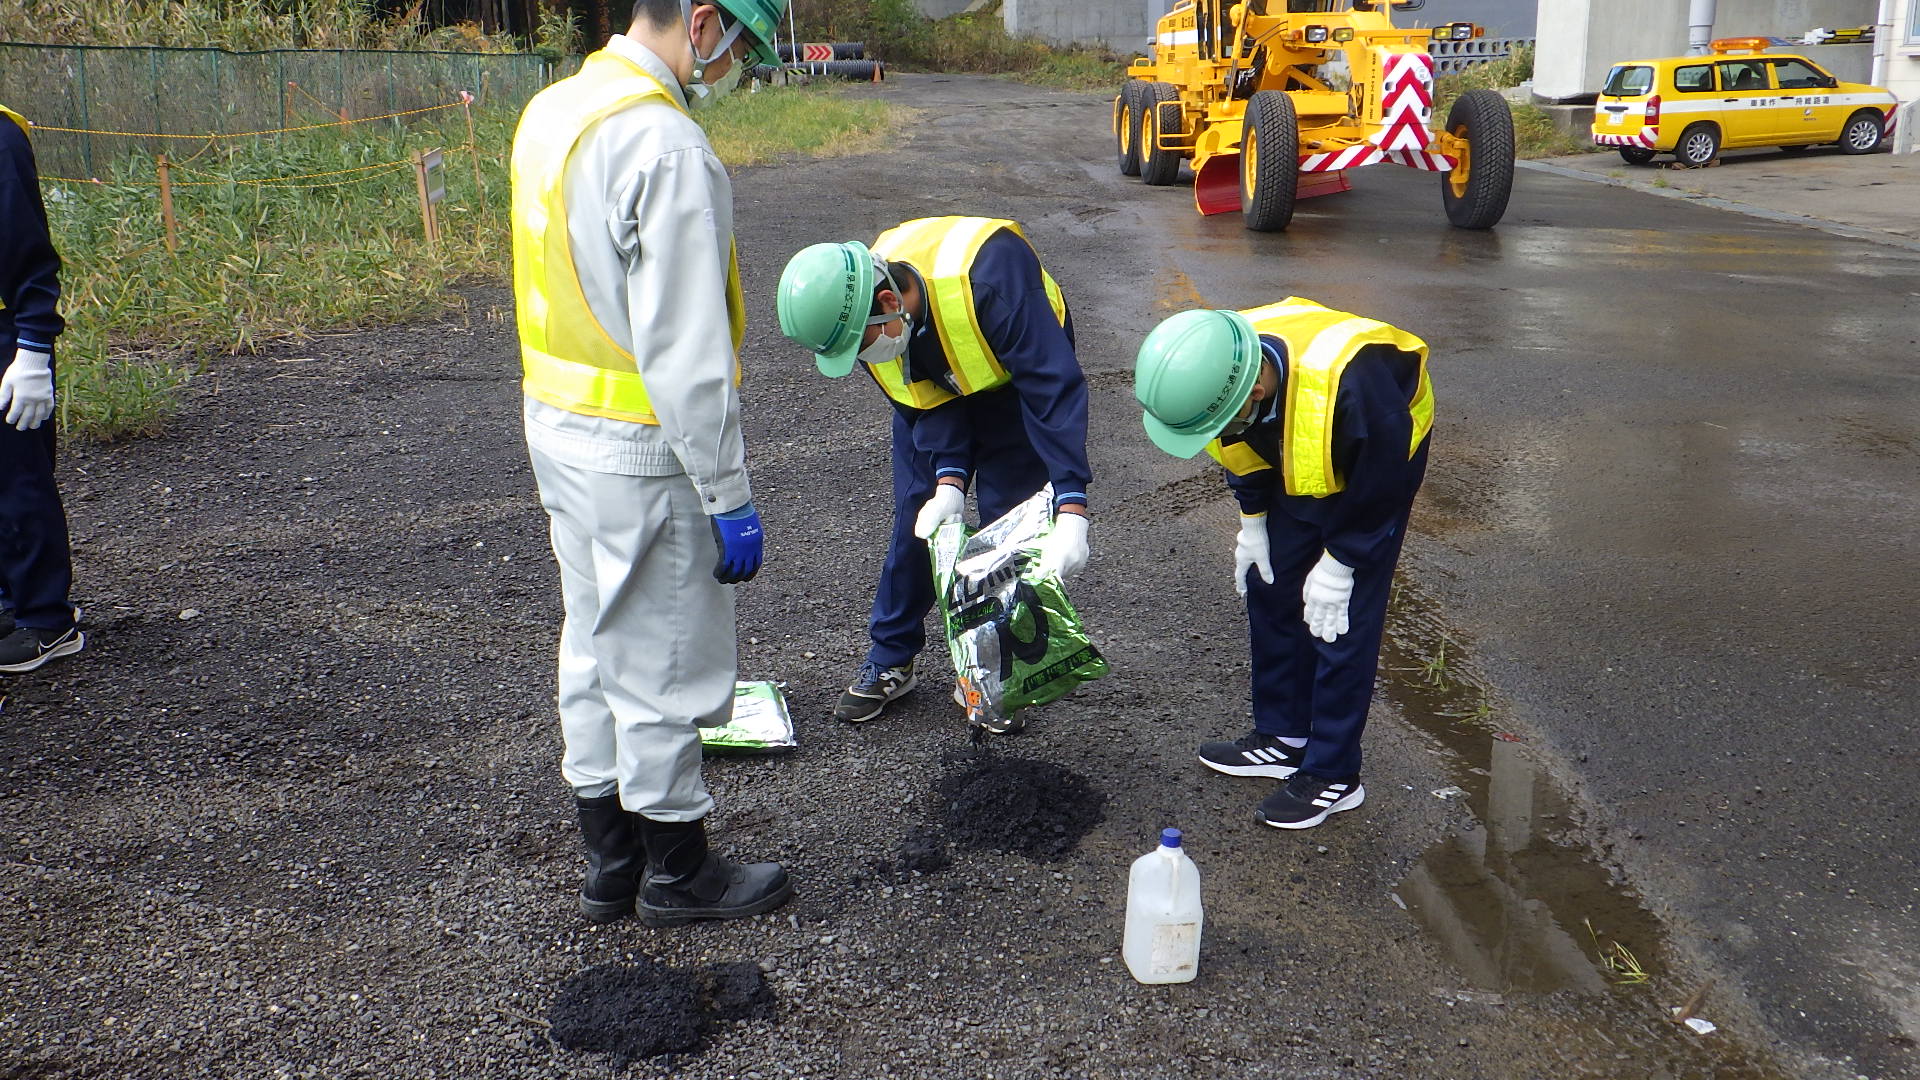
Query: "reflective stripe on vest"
1214 297 1434 497
865 216 1068 410
510 50 745 425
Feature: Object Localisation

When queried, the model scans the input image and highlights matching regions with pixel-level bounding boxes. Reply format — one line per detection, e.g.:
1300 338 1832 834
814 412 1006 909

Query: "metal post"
73 48 95 178
1870 0 1893 89
279 56 289 139
158 154 178 252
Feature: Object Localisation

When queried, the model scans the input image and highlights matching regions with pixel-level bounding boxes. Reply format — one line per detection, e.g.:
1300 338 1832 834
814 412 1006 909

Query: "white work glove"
912 483 966 539
1 348 55 432
1234 513 1274 598
1036 512 1090 580
1302 550 1355 643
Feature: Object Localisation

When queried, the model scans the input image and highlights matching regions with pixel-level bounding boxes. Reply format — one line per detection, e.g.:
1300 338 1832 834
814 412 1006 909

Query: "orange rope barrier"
31 99 465 142
45 144 474 190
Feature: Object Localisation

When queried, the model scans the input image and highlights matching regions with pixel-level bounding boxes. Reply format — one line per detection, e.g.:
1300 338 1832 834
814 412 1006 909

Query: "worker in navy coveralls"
775 217 1093 725
1133 298 1433 829
0 103 83 674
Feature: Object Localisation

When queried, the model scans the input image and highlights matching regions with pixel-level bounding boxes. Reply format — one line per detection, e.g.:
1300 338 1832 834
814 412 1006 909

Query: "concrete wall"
1534 0 1876 101
1003 0 1159 49
912 0 977 18
1887 0 1920 149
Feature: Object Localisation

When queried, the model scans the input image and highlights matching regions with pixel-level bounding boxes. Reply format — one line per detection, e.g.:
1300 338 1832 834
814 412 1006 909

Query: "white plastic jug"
1123 827 1203 984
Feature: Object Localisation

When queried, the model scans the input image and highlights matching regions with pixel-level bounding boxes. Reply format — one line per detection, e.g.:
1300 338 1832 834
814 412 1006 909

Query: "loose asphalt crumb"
546 960 774 1066
938 752 1107 862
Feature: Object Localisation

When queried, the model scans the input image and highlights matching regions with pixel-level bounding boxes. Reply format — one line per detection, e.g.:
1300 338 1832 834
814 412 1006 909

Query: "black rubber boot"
634 816 792 927
574 794 643 923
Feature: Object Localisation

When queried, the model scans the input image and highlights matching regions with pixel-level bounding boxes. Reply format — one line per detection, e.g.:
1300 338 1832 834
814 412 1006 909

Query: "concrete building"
1882 0 1920 149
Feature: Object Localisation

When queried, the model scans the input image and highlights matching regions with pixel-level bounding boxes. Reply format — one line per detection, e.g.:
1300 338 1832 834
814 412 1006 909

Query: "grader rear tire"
1441 88 1515 230
1241 90 1299 232
1140 82 1184 186
1116 80 1145 177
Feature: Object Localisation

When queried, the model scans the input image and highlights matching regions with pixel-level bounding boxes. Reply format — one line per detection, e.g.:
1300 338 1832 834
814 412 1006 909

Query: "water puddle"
1382 578 1789 1078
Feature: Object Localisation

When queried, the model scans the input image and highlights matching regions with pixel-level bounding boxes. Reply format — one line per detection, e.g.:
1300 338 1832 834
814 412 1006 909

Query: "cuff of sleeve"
1052 490 1088 510
934 466 971 481
14 338 53 354
695 475 753 516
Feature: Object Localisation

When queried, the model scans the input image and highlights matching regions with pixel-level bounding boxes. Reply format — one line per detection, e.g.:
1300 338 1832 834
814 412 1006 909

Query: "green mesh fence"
0 42 580 178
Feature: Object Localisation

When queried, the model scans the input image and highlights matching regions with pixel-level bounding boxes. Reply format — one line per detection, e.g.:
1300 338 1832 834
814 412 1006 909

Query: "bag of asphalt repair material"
700 681 799 755
930 485 1108 734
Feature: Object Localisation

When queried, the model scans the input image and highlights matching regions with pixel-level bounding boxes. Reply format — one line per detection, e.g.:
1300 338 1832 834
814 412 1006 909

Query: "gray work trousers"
528 444 734 820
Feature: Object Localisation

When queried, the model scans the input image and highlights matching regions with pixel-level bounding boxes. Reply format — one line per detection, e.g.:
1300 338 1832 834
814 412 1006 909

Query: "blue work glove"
710 502 764 584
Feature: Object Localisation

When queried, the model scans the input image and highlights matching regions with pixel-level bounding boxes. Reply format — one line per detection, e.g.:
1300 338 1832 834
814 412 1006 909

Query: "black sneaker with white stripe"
1197 731 1303 779
833 659 916 723
1258 773 1365 830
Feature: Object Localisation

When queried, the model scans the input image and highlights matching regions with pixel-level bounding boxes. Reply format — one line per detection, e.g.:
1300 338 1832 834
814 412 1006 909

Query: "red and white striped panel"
1885 106 1899 141
1382 149 1457 171
1370 50 1435 152
1299 145 1384 172
1592 130 1657 148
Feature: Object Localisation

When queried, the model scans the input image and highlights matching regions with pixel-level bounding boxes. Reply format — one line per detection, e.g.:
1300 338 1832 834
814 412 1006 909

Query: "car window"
1602 65 1655 96
1673 64 1715 92
1716 60 1770 92
1770 59 1827 89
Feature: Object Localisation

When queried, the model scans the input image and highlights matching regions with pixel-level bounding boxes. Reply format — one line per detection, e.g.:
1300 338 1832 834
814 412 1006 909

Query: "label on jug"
1149 921 1199 976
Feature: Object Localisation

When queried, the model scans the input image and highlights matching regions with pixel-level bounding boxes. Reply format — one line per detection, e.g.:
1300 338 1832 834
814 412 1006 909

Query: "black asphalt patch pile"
938 753 1107 862
547 960 774 1065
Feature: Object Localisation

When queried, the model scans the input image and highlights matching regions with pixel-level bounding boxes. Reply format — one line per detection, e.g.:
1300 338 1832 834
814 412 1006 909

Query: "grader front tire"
1241 90 1299 232
1441 88 1515 230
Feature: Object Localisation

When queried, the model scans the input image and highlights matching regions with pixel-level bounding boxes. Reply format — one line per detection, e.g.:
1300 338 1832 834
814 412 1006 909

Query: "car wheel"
1441 88 1516 230
1240 90 1299 232
1675 123 1719 167
1839 110 1884 155
1618 146 1656 165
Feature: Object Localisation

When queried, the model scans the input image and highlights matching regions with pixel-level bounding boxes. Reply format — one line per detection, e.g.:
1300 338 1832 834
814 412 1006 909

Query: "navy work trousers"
0 342 76 630
867 400 1049 668
1245 450 1427 781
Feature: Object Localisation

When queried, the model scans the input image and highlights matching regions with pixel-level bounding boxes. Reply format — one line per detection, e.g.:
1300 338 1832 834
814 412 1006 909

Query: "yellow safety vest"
1205 297 1434 497
510 49 745 425
1 105 28 319
865 216 1068 410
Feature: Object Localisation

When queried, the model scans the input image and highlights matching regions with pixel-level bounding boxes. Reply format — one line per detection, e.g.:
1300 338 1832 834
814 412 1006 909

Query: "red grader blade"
1193 153 1352 216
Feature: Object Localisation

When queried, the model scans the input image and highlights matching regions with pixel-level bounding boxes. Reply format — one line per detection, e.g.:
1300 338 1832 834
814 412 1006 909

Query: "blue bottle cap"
1160 827 1183 848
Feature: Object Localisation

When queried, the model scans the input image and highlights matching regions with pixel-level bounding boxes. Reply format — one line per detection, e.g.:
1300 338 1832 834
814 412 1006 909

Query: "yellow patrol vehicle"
1114 0 1516 231
1592 38 1900 166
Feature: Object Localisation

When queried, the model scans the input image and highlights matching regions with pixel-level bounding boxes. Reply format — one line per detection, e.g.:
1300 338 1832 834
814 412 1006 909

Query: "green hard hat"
711 0 786 70
777 240 878 377
1133 308 1262 458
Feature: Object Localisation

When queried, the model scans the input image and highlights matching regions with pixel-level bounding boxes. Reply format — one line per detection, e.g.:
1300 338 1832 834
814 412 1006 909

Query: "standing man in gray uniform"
510 0 789 926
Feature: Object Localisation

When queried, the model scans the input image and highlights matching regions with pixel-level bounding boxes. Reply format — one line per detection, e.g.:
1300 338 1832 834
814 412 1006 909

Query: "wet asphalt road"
1008 80 1920 1076
3 73 1914 1080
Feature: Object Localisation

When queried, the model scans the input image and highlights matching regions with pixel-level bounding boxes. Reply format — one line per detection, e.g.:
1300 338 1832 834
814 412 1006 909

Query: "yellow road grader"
1116 0 1516 230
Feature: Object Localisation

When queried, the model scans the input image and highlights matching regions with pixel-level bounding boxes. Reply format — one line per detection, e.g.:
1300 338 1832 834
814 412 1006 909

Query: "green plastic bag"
699 681 798 755
930 485 1108 734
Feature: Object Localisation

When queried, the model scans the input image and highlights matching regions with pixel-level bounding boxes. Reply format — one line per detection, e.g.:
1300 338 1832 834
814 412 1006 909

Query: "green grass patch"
701 84 901 165
46 85 900 441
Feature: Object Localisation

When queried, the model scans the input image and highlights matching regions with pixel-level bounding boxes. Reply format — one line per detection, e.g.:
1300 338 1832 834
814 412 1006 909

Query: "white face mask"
685 50 745 109
858 322 910 366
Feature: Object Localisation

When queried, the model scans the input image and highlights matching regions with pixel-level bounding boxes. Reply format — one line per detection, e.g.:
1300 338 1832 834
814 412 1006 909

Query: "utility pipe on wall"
1688 0 1716 54
1870 0 1892 88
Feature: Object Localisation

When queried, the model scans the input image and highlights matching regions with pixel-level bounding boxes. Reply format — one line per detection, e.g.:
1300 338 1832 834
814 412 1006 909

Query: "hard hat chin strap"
681 0 747 84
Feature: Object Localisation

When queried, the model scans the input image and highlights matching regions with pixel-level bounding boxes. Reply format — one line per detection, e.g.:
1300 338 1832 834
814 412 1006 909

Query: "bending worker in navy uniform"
775 217 1093 723
1133 298 1432 829
0 103 84 674
510 0 790 925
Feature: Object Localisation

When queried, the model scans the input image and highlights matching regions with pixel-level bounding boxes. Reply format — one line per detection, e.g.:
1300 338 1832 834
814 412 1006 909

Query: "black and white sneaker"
833 660 916 722
1197 731 1304 779
1258 774 1365 830
0 622 86 674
